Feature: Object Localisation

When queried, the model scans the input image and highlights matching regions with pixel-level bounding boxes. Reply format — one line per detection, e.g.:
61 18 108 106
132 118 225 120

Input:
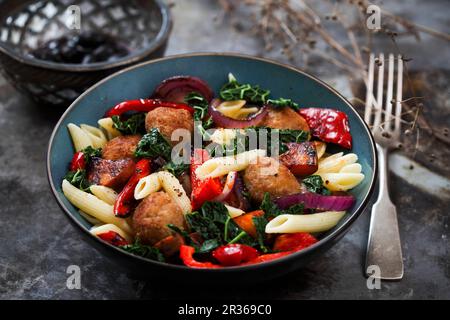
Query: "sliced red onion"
153 76 214 102
208 99 268 129
213 171 237 202
275 192 355 211
233 175 251 211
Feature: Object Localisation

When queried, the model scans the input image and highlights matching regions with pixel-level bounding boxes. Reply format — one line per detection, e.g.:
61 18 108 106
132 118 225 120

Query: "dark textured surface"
0 0 449 299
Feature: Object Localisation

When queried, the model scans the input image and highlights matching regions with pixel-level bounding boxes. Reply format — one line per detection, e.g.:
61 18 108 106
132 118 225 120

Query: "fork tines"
364 53 403 136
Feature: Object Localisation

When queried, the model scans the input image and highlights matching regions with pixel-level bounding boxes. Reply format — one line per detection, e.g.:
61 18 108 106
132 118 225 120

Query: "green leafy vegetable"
81 146 102 164
220 73 270 104
64 169 91 192
260 193 284 218
215 126 309 157
134 128 172 160
252 215 270 253
163 161 190 178
185 201 255 252
303 175 331 195
267 98 300 111
184 92 214 138
111 113 146 135
260 192 304 218
219 73 300 112
285 203 305 215
120 239 165 262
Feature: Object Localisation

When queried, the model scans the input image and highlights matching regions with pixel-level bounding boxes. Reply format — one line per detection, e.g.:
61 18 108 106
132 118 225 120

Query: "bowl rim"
0 0 171 72
47 52 378 273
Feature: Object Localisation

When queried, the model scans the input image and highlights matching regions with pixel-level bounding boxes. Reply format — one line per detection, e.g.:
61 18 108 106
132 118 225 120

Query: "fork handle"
365 144 404 280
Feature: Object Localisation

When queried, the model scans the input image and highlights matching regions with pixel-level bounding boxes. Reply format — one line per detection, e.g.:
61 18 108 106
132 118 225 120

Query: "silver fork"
364 53 404 280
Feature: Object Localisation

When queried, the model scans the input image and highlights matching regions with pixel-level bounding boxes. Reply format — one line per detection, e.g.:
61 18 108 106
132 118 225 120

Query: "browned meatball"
102 135 141 160
145 107 194 145
243 156 302 203
260 107 310 131
132 191 186 245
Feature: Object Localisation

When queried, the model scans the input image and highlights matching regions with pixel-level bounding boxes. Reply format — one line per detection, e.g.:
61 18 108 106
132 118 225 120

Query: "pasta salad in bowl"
47 54 376 282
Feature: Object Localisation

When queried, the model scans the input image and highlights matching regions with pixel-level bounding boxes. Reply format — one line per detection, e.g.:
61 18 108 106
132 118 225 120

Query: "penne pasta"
98 117 122 139
67 123 93 152
90 185 118 205
158 171 192 214
80 124 108 149
79 210 103 225
314 141 327 159
224 204 245 218
265 211 346 234
339 163 362 174
316 153 358 175
321 173 365 191
62 180 132 234
210 128 238 145
90 224 132 243
216 100 259 119
134 173 162 200
195 149 266 179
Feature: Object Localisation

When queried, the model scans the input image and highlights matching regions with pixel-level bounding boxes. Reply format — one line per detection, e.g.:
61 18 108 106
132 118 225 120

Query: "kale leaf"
267 98 300 111
120 239 165 262
81 146 102 163
163 161 190 178
184 92 214 138
64 169 91 192
134 128 172 160
303 175 332 195
252 215 270 253
112 113 146 135
185 201 255 252
220 73 270 104
260 192 304 218
219 73 300 112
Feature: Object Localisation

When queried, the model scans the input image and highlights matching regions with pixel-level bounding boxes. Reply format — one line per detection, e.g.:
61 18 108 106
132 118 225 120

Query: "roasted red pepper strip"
243 251 293 265
299 108 352 149
273 233 318 252
190 149 223 210
97 231 129 246
69 151 86 171
105 99 194 117
114 159 151 217
179 245 221 268
212 244 259 266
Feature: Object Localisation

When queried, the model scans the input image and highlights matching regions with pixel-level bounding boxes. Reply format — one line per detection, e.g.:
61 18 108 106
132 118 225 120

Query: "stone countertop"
0 0 448 299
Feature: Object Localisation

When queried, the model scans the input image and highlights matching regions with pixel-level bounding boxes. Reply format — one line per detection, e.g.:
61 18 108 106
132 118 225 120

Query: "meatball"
88 157 135 191
132 191 186 245
260 107 310 131
102 135 141 160
243 156 302 203
145 107 194 145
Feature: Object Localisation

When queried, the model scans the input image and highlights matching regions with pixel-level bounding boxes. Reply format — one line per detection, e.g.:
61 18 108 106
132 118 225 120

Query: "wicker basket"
0 0 171 107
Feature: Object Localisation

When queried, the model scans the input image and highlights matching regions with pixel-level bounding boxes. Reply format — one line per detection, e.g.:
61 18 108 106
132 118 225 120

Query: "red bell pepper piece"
69 151 86 171
105 99 194 117
190 149 223 210
97 231 129 246
299 108 352 149
179 245 221 268
212 244 259 266
273 233 318 252
242 251 293 265
114 159 151 217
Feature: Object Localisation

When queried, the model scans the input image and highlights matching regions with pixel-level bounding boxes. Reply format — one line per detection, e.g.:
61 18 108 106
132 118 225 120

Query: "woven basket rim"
0 0 171 72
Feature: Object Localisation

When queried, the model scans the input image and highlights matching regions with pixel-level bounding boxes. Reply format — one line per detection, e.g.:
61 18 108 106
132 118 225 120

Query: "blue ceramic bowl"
47 53 377 283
